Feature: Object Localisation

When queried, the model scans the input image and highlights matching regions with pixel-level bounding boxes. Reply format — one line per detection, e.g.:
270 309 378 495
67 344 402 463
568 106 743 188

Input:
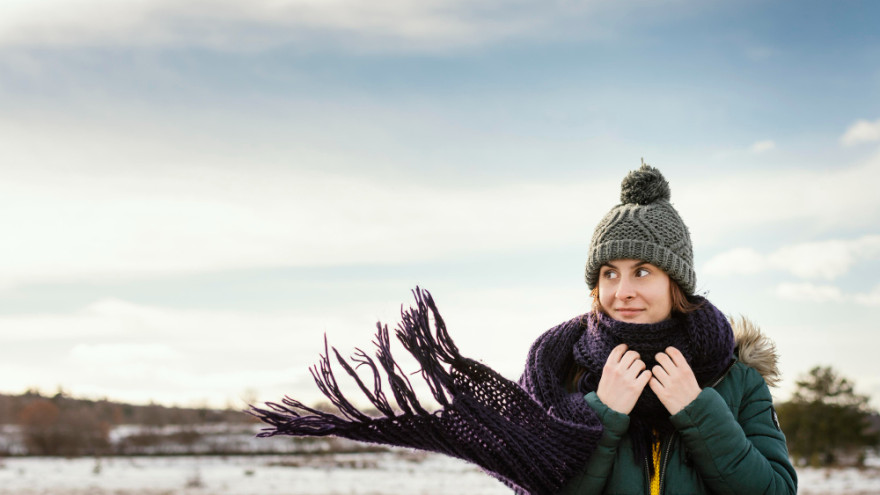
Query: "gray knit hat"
585 163 695 294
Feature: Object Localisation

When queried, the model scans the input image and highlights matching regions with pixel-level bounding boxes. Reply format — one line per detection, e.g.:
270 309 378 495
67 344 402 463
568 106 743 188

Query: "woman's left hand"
648 346 702 415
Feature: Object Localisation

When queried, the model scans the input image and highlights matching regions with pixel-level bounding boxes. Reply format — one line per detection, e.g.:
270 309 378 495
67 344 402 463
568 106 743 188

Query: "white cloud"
0 173 609 287
774 282 880 307
0 133 617 288
775 282 843 303
854 285 880 306
0 0 621 51
771 236 880 280
0 297 392 406
840 118 880 146
69 343 183 363
702 247 767 275
0 286 588 407
675 153 880 248
3 117 880 288
0 307 146 341
703 235 880 280
749 139 775 153
2 114 880 289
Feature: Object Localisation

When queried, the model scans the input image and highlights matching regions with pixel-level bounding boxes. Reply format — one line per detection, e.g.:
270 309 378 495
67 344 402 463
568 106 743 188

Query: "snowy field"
0 452 878 494
0 452 510 495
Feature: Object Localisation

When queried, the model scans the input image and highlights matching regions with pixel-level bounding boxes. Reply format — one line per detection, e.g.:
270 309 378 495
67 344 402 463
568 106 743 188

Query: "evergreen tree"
777 366 879 466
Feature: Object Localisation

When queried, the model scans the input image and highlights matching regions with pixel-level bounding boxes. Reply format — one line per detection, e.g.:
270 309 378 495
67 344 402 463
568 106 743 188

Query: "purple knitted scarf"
566 298 736 467
251 288 734 495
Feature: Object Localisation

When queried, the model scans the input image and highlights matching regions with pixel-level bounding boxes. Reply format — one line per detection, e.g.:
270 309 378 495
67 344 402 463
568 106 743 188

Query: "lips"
614 308 644 317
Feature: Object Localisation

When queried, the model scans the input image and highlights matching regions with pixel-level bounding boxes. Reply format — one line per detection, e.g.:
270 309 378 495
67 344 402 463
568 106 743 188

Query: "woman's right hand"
596 343 652 415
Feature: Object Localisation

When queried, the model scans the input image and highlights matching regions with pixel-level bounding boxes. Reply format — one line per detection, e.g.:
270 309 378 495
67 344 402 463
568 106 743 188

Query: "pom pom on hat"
620 161 671 205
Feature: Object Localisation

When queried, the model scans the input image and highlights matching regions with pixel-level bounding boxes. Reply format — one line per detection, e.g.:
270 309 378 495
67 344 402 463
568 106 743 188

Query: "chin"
614 311 646 322
613 310 667 324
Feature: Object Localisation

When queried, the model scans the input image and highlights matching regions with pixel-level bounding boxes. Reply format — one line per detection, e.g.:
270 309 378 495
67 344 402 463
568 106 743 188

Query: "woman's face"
597 259 673 324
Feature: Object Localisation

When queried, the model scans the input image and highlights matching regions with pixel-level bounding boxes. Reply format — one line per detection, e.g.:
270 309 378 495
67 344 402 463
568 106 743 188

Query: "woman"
549 164 797 493
253 164 797 495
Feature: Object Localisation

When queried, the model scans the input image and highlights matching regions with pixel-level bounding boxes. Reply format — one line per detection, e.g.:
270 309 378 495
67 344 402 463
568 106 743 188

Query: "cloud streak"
0 286 587 406
2 114 880 289
841 118 880 146
703 235 880 280
0 0 620 51
775 282 880 307
774 282 843 303
749 139 775 153
69 343 183 363
0 166 613 289
854 285 880 306
0 297 389 406
675 153 880 247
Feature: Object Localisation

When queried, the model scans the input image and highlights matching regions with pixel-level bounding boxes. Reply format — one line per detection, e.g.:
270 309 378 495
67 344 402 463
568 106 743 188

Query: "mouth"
614 308 644 317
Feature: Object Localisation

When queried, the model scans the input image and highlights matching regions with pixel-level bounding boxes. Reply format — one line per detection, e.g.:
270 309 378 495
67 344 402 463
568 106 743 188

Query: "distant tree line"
776 366 880 467
0 390 252 456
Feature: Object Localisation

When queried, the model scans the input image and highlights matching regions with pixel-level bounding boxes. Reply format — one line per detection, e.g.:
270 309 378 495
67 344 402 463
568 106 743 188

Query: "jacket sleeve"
669 367 797 495
558 392 630 495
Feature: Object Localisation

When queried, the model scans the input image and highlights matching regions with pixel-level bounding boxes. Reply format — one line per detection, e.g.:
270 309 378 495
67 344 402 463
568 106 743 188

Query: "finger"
648 376 664 394
665 347 687 366
608 344 628 363
652 364 670 383
626 359 647 379
635 369 652 389
621 350 642 369
655 351 676 371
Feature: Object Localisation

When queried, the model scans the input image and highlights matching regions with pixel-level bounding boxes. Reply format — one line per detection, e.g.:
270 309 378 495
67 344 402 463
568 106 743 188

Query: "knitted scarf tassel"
251 288 602 495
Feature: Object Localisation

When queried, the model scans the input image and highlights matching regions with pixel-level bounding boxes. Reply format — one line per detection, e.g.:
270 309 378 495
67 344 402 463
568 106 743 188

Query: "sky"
1 0 879 411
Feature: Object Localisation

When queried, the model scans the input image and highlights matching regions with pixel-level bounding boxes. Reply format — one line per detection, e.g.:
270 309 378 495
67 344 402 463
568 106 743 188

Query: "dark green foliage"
776 366 879 466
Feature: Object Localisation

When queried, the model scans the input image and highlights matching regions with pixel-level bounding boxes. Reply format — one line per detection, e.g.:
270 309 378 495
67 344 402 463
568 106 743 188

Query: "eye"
601 269 618 280
635 267 650 277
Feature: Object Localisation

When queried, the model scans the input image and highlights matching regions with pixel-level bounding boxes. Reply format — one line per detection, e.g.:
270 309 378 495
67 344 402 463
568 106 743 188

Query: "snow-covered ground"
0 452 510 495
0 452 878 494
798 465 880 495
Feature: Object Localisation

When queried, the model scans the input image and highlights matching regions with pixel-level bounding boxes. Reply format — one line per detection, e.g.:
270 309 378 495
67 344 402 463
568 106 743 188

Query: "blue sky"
1 0 879 409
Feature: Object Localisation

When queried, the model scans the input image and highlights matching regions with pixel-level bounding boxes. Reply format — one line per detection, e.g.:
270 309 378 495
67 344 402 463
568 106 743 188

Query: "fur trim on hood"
731 316 781 387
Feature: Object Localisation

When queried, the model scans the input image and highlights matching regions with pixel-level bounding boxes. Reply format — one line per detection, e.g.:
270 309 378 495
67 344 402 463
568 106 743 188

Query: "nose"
615 275 636 301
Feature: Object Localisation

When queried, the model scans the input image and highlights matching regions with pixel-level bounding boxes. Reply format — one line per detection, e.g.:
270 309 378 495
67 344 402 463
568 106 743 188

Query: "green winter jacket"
559 319 798 495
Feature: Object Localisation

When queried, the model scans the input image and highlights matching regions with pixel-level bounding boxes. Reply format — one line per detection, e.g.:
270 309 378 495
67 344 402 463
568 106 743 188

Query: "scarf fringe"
250 288 454 433
250 287 602 495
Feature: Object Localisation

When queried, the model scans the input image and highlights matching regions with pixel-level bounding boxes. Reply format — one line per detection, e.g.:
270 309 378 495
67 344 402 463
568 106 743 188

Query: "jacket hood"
731 316 781 387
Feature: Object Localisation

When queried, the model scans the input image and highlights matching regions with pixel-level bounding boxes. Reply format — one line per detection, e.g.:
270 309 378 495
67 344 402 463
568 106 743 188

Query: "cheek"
652 284 673 311
596 281 613 307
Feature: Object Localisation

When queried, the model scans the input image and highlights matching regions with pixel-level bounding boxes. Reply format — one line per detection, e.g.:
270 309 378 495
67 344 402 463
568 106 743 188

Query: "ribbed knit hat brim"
585 239 696 294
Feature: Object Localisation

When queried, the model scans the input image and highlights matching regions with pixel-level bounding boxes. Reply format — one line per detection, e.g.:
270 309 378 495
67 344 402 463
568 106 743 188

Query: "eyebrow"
603 260 650 269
